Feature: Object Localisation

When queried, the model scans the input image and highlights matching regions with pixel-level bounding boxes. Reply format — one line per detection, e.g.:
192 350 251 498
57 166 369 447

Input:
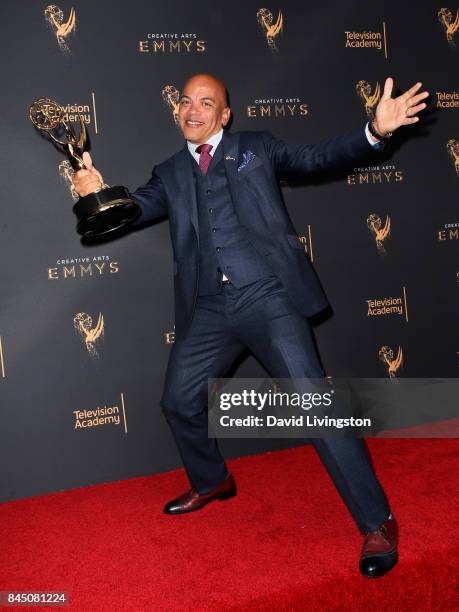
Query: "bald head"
178 73 231 144
182 73 229 107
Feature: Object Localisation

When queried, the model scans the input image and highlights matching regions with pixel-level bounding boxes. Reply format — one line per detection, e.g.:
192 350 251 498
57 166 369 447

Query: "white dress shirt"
187 128 224 164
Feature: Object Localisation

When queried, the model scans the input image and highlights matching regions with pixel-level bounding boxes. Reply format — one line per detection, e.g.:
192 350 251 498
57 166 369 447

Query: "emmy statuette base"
73 185 140 238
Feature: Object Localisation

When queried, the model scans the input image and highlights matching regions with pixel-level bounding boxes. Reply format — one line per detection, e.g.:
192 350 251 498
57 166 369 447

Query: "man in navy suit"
73 73 428 577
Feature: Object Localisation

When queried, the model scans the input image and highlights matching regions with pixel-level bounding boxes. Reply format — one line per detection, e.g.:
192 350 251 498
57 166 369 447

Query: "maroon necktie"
196 143 213 174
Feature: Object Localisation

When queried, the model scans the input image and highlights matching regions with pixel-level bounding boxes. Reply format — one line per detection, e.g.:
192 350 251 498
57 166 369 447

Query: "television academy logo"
345 23 388 58
297 227 314 261
61 98 98 129
447 139 459 174
438 8 459 47
38 95 99 132
379 345 403 378
247 97 308 118
44 5 76 52
74 312 104 358
436 91 459 108
367 214 390 254
356 80 381 120
257 8 283 51
73 393 128 432
366 288 408 322
162 85 180 125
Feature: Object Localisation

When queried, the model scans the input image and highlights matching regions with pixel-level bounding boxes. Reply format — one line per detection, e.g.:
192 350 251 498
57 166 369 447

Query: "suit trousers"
160 276 390 533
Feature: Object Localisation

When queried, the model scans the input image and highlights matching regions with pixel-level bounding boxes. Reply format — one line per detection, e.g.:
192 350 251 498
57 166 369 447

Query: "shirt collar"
187 128 224 163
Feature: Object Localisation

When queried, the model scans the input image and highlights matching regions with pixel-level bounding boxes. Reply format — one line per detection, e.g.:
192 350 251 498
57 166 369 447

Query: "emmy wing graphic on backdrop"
447 139 459 174
44 5 76 52
257 8 283 51
379 345 403 378
162 85 181 125
74 312 104 358
356 80 381 120
28 98 140 238
367 214 391 254
438 8 459 46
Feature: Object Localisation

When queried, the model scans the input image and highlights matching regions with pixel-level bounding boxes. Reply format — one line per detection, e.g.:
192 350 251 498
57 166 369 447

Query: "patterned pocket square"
237 150 256 172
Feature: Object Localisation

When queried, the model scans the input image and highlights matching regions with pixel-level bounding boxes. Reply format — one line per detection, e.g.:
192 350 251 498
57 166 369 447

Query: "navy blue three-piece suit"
131 127 391 533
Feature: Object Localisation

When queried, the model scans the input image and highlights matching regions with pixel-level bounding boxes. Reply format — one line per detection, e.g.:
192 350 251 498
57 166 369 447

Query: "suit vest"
191 143 273 295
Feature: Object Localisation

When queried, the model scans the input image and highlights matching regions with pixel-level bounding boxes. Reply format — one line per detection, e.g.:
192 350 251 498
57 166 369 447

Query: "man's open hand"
71 152 104 197
373 78 429 137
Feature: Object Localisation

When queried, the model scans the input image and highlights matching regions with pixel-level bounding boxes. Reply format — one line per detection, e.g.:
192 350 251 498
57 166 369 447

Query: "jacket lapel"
173 145 199 241
222 131 240 207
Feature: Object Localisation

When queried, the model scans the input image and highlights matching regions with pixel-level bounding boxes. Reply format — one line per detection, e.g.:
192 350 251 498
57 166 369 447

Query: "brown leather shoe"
359 516 399 578
163 474 237 515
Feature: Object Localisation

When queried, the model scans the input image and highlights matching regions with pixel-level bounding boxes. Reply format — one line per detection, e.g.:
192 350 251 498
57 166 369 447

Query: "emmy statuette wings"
28 97 140 239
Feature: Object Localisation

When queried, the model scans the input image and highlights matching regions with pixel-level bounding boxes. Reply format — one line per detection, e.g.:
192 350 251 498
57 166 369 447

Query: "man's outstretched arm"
263 79 429 180
130 168 168 226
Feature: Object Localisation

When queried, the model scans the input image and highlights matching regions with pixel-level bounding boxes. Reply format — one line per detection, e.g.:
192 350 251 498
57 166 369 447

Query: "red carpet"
1 439 458 611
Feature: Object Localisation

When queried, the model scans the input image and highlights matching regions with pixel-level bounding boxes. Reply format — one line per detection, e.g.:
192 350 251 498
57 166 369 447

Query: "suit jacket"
131 128 377 339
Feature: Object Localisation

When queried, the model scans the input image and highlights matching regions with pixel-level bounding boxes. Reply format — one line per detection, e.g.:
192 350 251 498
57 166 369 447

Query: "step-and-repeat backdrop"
1 1 457 501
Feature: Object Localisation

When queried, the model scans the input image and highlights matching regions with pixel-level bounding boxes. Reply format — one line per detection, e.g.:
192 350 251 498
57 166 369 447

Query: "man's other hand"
373 78 429 138
72 152 104 197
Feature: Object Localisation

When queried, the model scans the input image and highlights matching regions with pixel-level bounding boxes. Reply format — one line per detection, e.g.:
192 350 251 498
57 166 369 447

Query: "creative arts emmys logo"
257 8 283 51
48 255 119 280
162 85 180 125
44 5 76 52
438 221 459 241
447 139 459 174
74 312 104 358
379 345 403 378
247 97 308 119
438 8 459 46
356 80 381 120
367 213 391 254
348 164 403 186
139 33 205 53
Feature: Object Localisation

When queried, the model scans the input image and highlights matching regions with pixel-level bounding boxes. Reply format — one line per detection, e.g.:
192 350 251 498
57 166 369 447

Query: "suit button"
206 189 212 195
209 207 214 213
212 227 217 232
216 247 221 252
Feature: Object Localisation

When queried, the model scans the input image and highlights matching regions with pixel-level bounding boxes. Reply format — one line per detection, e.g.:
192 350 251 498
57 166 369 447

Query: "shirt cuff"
365 122 385 150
